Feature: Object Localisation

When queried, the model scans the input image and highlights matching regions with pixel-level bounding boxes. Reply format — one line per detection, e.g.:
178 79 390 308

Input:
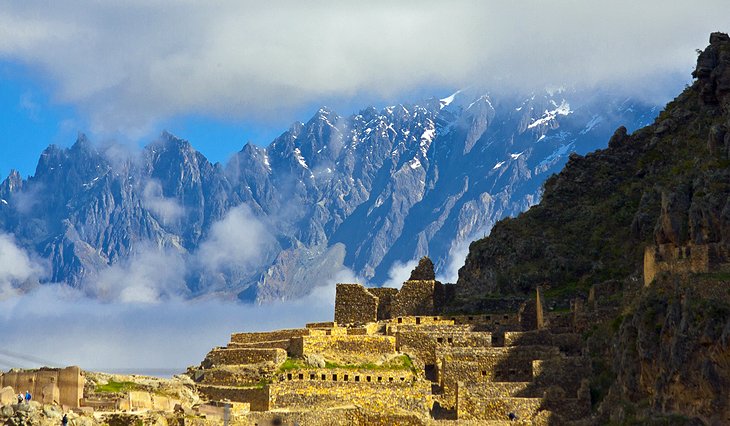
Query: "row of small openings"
489 368 531 377
285 373 406 383
446 315 510 321
436 337 454 344
479 369 529 376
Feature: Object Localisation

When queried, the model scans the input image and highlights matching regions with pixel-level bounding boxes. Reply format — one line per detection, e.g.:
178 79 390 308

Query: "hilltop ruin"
189 272 600 425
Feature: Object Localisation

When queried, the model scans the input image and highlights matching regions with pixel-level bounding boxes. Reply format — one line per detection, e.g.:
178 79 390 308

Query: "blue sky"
1 1 728 180
0 60 289 179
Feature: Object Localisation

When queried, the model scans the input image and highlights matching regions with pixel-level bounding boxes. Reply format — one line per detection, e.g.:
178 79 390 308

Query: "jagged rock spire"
408 256 435 281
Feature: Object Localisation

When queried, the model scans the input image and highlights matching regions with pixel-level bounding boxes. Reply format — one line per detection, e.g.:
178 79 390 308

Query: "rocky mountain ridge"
455 32 730 424
0 89 659 302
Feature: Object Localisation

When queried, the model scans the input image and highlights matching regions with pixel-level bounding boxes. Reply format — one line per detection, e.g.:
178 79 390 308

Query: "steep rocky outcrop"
408 256 436 281
456 33 730 423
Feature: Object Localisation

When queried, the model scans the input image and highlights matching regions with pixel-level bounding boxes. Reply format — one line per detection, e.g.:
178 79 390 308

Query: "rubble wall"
395 325 491 367
231 329 310 344
290 335 396 358
196 385 270 411
268 380 431 415
392 280 437 317
334 284 378 324
204 348 287 366
456 382 543 421
368 287 399 320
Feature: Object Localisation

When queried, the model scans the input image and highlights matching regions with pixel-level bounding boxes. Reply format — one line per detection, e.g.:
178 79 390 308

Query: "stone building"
190 281 595 424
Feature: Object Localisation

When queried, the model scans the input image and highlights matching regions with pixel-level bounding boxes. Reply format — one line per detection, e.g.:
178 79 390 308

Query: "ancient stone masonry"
369 287 398 320
202 348 287 368
392 280 440 317
190 284 596 424
334 283 378 324
643 242 730 286
0 366 84 408
289 335 397 361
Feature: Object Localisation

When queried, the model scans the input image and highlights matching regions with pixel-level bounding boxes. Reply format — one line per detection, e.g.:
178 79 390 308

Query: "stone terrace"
190 281 593 425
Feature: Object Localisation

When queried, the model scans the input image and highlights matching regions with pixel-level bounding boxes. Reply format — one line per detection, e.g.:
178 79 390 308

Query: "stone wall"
306 321 337 328
196 385 270 411
203 348 287 367
346 322 382 336
0 366 84 408
504 331 583 355
532 357 590 397
308 326 348 336
334 284 379 324
476 381 536 398
519 298 546 331
230 328 310 344
442 313 520 328
114 391 179 412
228 339 290 351
290 335 396 359
434 282 456 310
643 243 727 286
395 325 491 367
437 346 560 406
244 406 360 426
392 280 437 317
456 382 544 421
369 287 398 320
268 380 431 415
197 366 274 387
388 316 455 327
277 368 415 384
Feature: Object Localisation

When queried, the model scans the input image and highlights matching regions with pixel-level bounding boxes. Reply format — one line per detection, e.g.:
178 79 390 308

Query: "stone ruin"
189 258 597 425
0 366 84 408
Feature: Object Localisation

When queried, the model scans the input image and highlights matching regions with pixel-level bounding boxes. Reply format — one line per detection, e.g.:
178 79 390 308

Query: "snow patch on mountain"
527 100 572 129
439 90 461 109
294 147 309 169
539 142 576 169
580 114 603 134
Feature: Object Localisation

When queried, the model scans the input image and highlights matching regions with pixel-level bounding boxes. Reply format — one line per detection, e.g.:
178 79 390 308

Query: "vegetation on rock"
455 32 730 424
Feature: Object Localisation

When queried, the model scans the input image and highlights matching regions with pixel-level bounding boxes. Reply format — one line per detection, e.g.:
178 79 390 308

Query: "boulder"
608 126 629 149
0 386 16 406
0 404 14 417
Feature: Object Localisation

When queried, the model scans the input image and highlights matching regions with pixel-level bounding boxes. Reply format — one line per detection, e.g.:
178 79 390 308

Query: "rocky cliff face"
0 89 657 302
456 33 730 423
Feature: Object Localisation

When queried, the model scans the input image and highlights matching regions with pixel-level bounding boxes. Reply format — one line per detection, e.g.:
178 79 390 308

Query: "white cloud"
436 240 471 284
141 180 184 224
195 204 274 274
0 1 726 135
382 259 418 289
0 233 45 298
0 284 334 373
82 244 188 303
